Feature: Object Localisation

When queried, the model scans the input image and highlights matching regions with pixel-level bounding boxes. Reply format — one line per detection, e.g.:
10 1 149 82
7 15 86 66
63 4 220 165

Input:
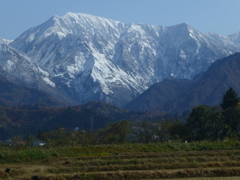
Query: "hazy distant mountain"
8 12 240 107
126 53 240 112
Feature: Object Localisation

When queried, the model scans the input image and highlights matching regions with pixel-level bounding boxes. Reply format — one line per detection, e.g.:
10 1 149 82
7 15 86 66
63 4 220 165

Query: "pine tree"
220 87 240 137
186 105 212 141
220 87 240 110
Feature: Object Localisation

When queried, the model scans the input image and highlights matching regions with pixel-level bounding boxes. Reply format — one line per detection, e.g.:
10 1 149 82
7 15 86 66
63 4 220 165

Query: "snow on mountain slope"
0 42 77 105
10 12 240 106
156 23 239 79
229 31 240 48
0 38 13 45
0 42 53 86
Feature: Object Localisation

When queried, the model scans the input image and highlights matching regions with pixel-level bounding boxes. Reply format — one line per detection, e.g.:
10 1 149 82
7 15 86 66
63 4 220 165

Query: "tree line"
1 87 240 146
187 87 240 141
34 87 240 147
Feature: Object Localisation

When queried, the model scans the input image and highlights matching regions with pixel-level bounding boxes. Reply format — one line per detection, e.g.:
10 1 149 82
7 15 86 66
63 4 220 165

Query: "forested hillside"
0 101 170 140
127 53 240 112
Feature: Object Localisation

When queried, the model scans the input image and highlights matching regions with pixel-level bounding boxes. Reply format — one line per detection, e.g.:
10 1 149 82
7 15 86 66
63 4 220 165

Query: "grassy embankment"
0 141 240 179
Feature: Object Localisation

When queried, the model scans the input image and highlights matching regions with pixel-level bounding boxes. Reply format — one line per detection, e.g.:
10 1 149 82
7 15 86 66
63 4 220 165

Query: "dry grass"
1 148 240 179
151 177 240 180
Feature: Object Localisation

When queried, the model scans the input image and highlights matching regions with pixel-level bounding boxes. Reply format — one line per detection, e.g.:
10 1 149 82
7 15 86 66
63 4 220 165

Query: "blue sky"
0 0 239 40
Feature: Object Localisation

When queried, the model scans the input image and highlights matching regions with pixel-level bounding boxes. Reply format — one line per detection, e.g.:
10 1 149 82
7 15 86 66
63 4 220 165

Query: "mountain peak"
169 22 192 30
176 22 190 27
161 22 201 41
9 12 240 107
63 12 108 21
34 12 123 40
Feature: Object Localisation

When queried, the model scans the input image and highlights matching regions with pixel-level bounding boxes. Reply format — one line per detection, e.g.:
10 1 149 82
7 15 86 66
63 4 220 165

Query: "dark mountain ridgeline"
125 78 192 112
126 53 240 112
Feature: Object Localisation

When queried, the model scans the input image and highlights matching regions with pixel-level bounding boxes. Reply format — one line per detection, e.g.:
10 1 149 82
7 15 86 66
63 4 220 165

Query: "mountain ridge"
0 12 239 107
126 53 240 112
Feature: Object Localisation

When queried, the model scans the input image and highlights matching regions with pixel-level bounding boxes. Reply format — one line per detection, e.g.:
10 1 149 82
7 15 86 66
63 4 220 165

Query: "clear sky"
0 0 240 40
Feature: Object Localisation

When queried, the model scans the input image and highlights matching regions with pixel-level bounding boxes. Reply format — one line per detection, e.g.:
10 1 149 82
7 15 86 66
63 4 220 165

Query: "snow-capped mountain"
8 12 240 106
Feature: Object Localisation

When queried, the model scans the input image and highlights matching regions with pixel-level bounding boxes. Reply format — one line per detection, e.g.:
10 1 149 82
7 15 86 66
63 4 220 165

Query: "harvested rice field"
1 148 240 179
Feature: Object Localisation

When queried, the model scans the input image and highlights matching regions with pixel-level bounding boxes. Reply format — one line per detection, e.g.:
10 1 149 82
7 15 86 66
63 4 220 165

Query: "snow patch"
27 33 36 42
179 50 186 59
42 77 56 87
